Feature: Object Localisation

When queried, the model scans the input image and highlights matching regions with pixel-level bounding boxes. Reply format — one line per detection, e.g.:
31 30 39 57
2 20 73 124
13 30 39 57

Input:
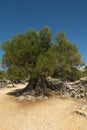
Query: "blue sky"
0 0 87 69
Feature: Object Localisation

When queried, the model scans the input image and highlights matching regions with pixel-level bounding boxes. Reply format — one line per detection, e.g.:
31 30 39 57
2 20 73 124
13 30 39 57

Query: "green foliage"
6 65 29 81
39 26 52 51
36 45 58 76
68 68 83 81
53 32 83 81
83 66 87 77
1 27 83 82
54 67 83 81
1 27 52 80
55 32 66 44
0 70 6 80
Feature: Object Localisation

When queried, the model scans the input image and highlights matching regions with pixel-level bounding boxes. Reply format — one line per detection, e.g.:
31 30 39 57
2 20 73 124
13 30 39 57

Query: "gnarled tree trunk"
23 76 50 96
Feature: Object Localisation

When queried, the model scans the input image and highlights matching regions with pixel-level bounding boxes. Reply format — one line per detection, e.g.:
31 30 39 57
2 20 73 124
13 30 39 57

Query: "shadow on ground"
6 88 23 97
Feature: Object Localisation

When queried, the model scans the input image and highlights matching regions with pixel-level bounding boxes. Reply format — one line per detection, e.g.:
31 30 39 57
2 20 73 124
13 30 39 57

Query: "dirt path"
0 84 87 130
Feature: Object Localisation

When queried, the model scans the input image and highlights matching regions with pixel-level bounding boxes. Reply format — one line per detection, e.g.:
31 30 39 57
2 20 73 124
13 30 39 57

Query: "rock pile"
47 77 87 100
0 80 7 89
76 105 87 118
16 95 48 102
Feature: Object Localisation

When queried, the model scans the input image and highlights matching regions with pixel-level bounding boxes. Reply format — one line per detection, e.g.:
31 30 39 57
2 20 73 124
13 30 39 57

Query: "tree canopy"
1 26 83 94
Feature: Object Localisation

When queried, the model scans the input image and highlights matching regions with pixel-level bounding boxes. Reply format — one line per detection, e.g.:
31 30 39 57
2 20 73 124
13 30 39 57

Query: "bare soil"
0 84 87 130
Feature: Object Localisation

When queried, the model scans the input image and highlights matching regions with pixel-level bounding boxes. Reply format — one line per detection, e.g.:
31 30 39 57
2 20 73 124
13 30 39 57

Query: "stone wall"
47 77 87 100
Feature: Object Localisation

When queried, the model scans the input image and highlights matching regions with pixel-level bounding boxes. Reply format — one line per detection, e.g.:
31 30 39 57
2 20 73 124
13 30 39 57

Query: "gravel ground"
0 84 87 130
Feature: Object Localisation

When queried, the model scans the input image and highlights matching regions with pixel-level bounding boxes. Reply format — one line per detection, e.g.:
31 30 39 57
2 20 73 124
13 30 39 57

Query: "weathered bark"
23 76 50 96
25 77 37 91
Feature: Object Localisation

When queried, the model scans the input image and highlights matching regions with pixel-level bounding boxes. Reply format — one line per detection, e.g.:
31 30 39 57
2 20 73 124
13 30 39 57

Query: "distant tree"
1 27 83 96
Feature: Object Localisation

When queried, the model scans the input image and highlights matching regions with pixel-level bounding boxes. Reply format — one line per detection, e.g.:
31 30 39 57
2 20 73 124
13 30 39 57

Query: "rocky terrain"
1 77 87 102
47 77 87 100
1 77 87 101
